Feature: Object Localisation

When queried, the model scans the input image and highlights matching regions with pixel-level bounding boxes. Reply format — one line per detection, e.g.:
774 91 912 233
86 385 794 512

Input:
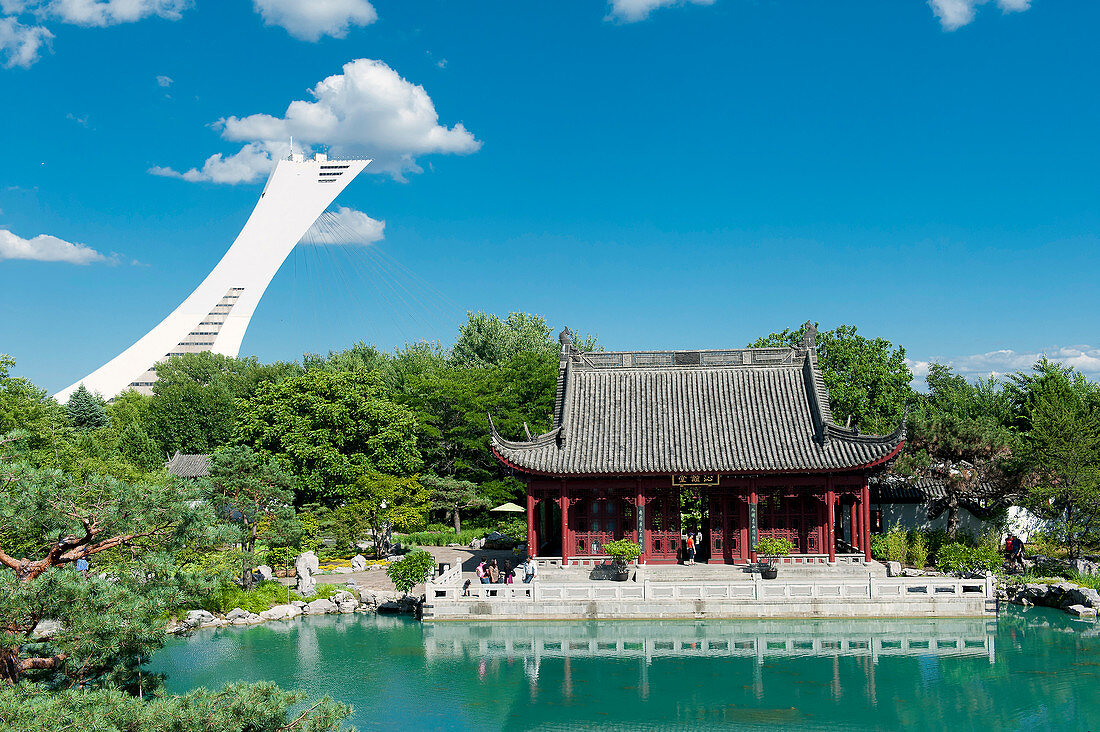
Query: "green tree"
451 311 557 368
0 355 67 465
895 364 1018 540
146 353 250 455
385 549 435 596
343 473 430 554
749 323 912 434
236 369 422 502
64 384 109 431
203 446 299 588
1011 360 1100 559
421 474 488 532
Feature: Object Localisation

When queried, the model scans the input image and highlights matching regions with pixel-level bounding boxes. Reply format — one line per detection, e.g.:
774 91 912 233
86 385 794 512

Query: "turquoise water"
150 608 1100 731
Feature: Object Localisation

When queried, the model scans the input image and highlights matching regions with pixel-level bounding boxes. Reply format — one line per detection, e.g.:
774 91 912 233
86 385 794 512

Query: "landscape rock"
885 561 902 577
184 610 216 628
351 555 368 572
291 600 307 608
259 604 303 621
226 608 263 625
1066 604 1098 619
333 567 354 574
1072 558 1099 577
334 591 360 613
469 538 486 550
33 620 65 639
255 565 274 581
304 598 337 615
295 551 320 596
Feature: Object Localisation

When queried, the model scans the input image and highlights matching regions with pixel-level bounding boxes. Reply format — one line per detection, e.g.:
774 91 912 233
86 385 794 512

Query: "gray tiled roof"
165 452 210 478
490 334 904 476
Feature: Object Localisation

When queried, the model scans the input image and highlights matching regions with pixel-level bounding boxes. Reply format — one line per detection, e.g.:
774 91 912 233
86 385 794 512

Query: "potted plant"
753 536 794 579
604 539 642 581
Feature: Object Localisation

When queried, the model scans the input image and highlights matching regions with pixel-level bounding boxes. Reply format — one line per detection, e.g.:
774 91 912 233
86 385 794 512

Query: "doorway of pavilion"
758 492 825 555
706 492 748 563
532 498 561 558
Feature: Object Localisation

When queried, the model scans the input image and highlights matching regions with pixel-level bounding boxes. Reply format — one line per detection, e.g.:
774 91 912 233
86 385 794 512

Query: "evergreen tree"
65 384 109 431
422 474 488 532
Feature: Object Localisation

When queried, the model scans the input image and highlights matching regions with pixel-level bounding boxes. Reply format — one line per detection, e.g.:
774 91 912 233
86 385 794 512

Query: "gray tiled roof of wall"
490 343 904 476
165 452 210 478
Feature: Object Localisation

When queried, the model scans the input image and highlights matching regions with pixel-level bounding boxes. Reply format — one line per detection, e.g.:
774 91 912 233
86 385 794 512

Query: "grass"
198 580 349 614
396 528 489 547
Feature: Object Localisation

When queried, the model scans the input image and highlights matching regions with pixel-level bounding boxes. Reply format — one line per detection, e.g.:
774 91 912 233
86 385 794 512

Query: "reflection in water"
151 608 1100 732
423 617 997 666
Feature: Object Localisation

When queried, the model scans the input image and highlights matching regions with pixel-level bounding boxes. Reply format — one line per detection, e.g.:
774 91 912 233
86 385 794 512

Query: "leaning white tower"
55 152 370 402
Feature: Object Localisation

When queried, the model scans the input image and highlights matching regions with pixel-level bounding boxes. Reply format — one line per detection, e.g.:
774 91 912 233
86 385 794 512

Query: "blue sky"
1 0 1098 394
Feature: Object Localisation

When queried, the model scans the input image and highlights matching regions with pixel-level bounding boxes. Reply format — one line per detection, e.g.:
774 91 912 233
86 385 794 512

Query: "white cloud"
0 16 52 68
148 142 273 184
303 206 384 245
156 74 172 87
0 228 108 264
912 346 1100 386
153 58 480 184
252 0 376 41
928 0 1032 31
40 0 190 27
607 0 715 23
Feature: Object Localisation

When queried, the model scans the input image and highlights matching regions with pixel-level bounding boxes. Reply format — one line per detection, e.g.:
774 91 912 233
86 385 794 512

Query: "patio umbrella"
490 502 525 513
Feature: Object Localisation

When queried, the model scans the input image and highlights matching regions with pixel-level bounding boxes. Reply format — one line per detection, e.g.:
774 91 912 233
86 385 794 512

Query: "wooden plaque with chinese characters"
671 474 720 487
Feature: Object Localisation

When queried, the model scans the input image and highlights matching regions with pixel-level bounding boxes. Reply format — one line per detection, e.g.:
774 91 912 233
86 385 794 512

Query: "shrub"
884 526 908 563
385 550 436 595
870 534 888 561
396 528 488 547
200 581 299 614
604 539 641 566
908 531 929 569
754 536 794 560
425 522 450 533
936 542 1001 575
494 518 527 543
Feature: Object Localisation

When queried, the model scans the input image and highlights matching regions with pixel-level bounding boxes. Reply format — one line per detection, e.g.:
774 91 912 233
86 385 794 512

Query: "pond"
150 607 1100 731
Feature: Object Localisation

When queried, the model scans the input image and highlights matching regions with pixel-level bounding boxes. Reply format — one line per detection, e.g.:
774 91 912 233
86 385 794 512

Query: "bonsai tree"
754 536 794 566
604 539 641 572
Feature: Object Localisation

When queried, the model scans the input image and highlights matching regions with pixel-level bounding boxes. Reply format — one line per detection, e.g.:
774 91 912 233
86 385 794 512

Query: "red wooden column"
748 481 758 564
854 494 864 555
560 480 569 566
526 489 537 558
825 478 836 564
862 480 872 562
636 479 645 563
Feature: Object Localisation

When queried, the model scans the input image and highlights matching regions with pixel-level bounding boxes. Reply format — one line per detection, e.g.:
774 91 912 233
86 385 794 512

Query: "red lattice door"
707 493 747 563
646 493 681 562
758 493 821 554
571 497 635 556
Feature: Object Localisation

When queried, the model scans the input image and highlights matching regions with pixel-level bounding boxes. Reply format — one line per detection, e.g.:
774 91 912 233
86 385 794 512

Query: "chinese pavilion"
489 324 905 566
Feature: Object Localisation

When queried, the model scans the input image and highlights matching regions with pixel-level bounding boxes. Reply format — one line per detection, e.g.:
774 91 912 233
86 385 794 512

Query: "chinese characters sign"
671 474 720 487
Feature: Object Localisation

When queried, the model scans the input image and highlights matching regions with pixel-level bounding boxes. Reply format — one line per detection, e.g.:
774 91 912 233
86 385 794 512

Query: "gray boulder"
259 604 302 621
885 561 902 577
226 608 263 625
333 590 360 613
1072 558 1099 577
351 555 368 572
290 600 307 608
184 609 216 628
295 551 320 596
469 537 486 550
1066 604 1098 619
255 565 274 581
297 574 316 598
304 598 337 615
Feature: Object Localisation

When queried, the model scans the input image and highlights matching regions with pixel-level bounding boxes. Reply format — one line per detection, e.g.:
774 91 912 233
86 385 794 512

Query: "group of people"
1004 533 1025 571
475 556 538 585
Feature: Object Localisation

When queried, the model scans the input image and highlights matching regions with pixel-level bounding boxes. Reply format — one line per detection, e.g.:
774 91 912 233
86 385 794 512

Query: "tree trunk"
453 505 462 534
241 527 257 589
946 498 959 542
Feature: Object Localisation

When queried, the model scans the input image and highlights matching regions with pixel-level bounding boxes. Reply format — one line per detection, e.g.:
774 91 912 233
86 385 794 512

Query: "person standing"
488 559 501 584
685 533 696 566
523 556 538 583
476 558 490 584
503 561 514 584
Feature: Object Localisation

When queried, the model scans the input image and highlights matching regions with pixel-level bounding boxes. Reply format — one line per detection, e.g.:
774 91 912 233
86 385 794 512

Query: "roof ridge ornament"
802 321 818 350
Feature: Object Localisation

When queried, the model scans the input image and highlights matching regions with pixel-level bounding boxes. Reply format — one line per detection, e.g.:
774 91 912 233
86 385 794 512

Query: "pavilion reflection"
423 617 997 668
